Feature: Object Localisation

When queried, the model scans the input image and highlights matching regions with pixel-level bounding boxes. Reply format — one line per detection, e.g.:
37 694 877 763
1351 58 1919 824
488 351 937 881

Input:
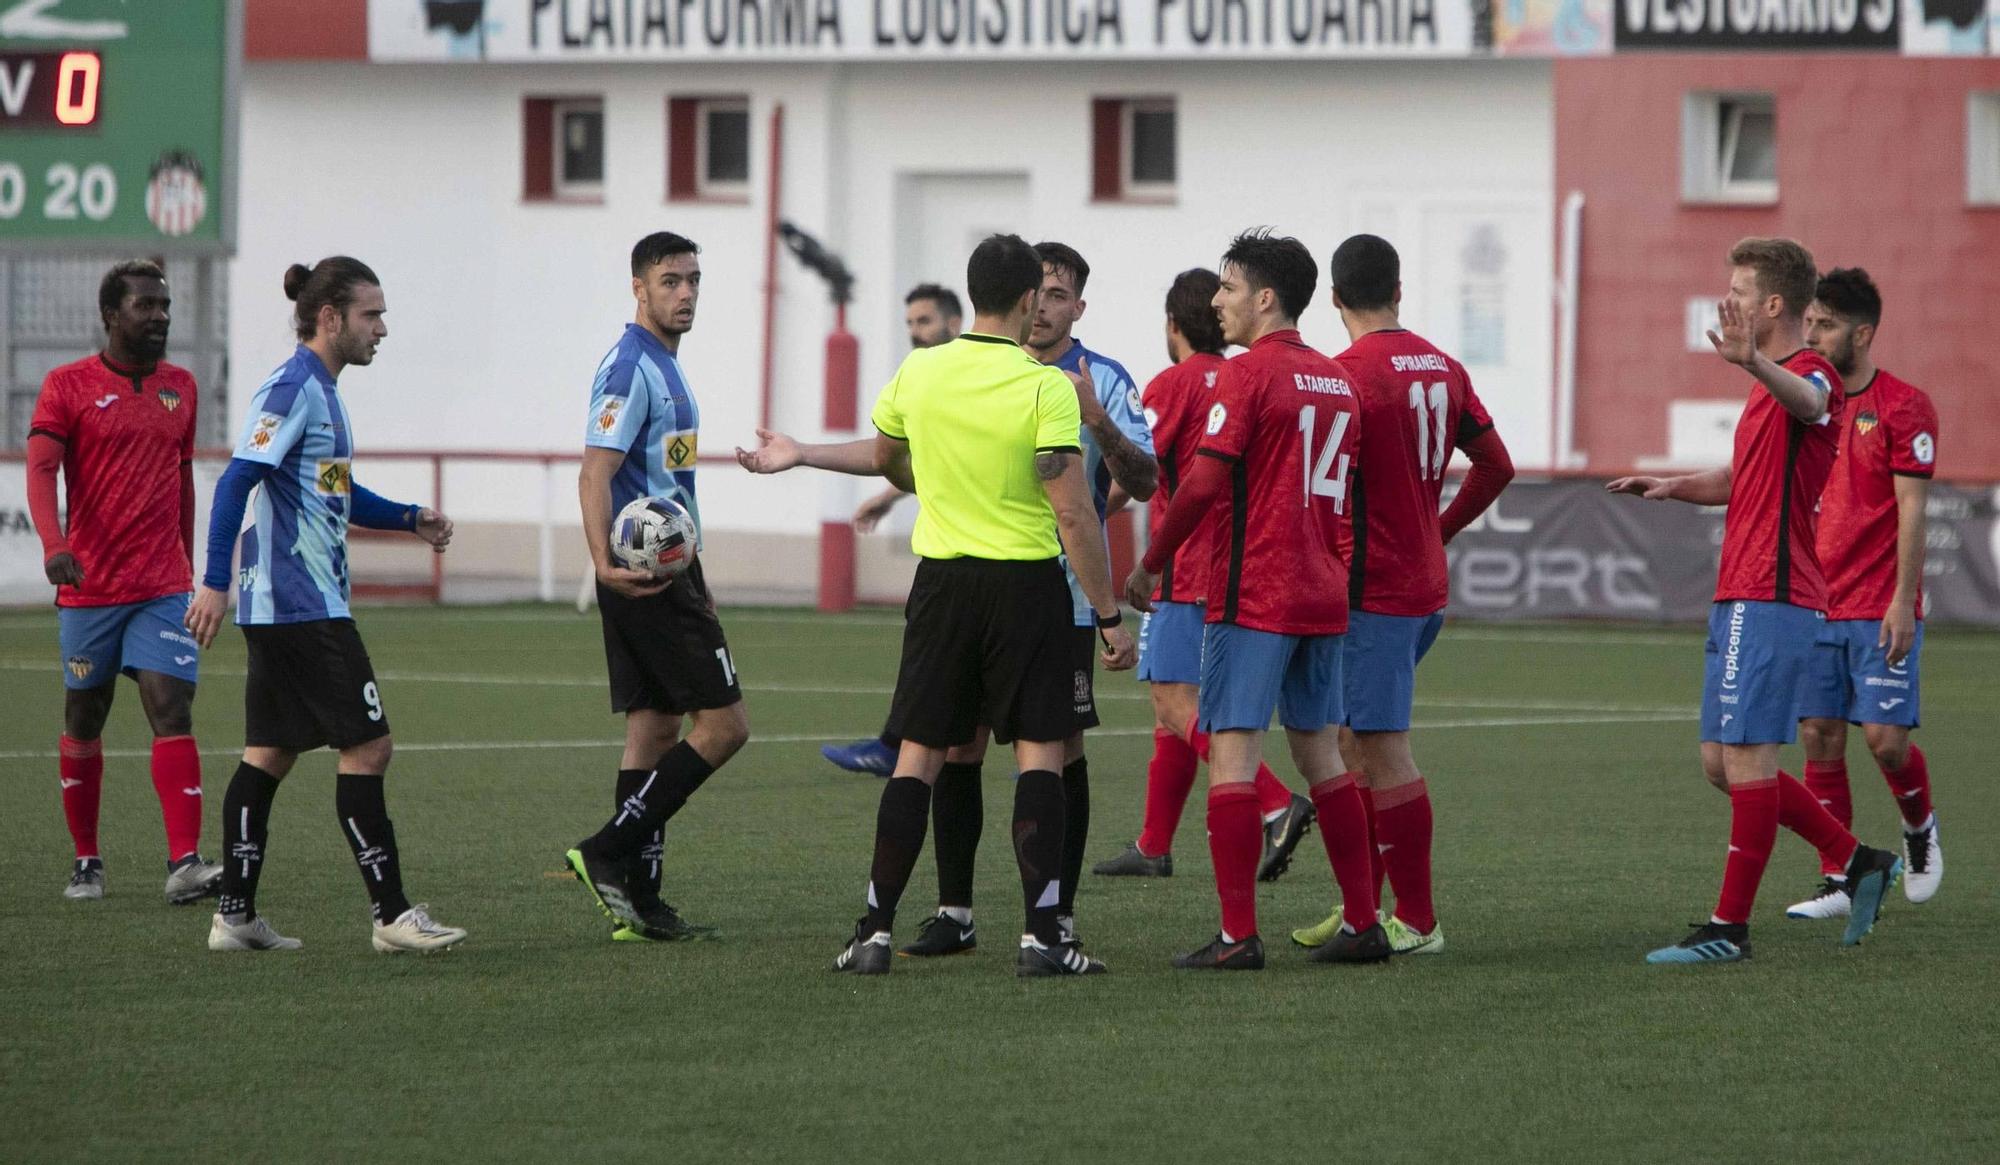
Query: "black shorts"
242 618 391 752
597 559 742 715
1065 622 1101 734
886 557 1083 748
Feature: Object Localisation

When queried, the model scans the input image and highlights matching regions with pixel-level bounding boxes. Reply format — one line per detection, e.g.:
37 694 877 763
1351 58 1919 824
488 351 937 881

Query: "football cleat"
1257 794 1317 883
1016 937 1108 978
1645 921 1750 965
208 912 303 952
1903 820 1942 904
1784 878 1851 920
1383 916 1445 956
163 854 223 905
1173 933 1265 971
565 845 641 928
63 859 104 901
1306 922 1392 965
832 920 893 974
1291 906 1383 950
1057 914 1079 946
372 904 468 953
897 912 976 958
612 899 719 942
1091 842 1172 878
820 738 896 777
1841 845 1902 948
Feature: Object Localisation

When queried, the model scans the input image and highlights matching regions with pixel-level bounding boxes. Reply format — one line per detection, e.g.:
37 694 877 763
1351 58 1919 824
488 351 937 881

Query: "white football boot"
1903 818 1942 904
209 912 304 951
372 905 468 953
1784 878 1851 920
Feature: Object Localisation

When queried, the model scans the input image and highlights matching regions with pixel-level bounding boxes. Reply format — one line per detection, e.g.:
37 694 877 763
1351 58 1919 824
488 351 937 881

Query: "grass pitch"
1 606 1994 1162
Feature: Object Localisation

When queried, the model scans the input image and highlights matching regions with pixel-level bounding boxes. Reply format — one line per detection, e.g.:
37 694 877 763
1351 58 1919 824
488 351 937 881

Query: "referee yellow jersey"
871 333 1082 561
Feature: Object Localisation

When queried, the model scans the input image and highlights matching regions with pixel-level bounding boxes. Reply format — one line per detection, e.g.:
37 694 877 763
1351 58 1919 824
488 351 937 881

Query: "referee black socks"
1058 757 1090 919
1013 770 1067 946
865 777 932 934
931 761 983 909
336 773 410 926
217 761 281 920
584 742 716 861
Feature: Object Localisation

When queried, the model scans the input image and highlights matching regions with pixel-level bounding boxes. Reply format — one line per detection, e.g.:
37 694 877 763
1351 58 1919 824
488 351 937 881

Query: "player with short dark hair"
1788 267 1944 920
562 231 749 943
903 283 963 348
1092 267 1316 883
27 260 221 905
1127 228 1385 971
186 257 466 953
1609 237 1902 964
1288 234 1515 956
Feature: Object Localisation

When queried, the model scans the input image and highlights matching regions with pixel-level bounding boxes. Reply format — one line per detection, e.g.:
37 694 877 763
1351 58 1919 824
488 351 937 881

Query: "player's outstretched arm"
1882 473 1928 664
1128 452 1227 611
1708 298 1828 424
1606 465 1732 506
1441 428 1516 544
852 486 910 532
735 430 886 477
25 432 81 587
872 433 915 493
1040 450 1136 670
579 446 667 599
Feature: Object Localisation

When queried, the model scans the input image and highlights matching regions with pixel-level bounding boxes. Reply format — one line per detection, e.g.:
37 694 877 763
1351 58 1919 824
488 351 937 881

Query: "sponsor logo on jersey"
1913 431 1935 465
1720 602 1745 691
65 656 93 681
315 459 352 496
665 432 699 469
595 396 624 434
94 394 117 409
1854 410 1878 435
1206 403 1227 435
158 388 183 412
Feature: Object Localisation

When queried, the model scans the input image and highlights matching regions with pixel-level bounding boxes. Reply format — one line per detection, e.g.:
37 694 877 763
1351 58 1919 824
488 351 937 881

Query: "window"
522 96 604 203
1682 93 1776 205
1970 93 2000 206
669 96 751 202
1091 97 1176 203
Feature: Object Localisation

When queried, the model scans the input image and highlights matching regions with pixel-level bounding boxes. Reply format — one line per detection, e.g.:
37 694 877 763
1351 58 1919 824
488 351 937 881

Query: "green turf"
2 606 1994 1162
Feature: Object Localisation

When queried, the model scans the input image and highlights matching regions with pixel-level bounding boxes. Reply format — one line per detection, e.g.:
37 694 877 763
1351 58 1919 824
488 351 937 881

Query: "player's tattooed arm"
1088 417 1158 501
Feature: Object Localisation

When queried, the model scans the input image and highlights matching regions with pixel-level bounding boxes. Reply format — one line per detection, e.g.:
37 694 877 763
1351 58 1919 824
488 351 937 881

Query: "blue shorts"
1342 610 1445 733
1137 600 1204 686
1700 600 1822 745
1800 618 1922 728
58 593 200 691
1198 622 1344 733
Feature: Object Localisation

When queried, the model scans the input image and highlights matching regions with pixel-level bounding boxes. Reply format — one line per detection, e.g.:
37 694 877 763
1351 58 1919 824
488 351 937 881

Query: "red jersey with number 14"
1714 349 1842 609
1195 330 1359 635
1335 329 1494 616
1816 368 1937 622
29 355 198 608
1142 350 1227 605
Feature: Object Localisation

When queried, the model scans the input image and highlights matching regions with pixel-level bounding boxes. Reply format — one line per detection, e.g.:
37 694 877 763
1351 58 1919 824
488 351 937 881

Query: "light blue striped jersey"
1051 338 1152 626
584 323 702 542
232 345 355 625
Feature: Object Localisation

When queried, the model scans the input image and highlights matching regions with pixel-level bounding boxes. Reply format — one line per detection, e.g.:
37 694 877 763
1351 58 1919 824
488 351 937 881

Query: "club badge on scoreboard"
144 150 208 238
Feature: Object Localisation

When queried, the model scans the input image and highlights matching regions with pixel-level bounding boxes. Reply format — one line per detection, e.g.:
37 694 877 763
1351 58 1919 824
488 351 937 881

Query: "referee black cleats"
1015 937 1108 978
564 845 641 928
1173 933 1266 971
832 919 893 974
898 912 977 958
1305 921 1392 965
613 898 719 942
1258 794 1317 883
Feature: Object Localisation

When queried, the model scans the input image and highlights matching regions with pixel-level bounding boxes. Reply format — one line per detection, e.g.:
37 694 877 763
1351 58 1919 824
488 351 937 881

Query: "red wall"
247 0 366 60
1555 56 2000 479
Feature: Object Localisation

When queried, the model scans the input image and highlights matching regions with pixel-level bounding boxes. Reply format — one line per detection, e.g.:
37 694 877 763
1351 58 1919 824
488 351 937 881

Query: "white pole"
1555 189 1586 471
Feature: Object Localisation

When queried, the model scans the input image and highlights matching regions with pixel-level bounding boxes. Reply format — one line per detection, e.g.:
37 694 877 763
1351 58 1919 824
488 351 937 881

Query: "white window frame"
551 98 605 202
1121 97 1177 203
1969 92 2000 206
695 97 751 201
1682 92 1777 206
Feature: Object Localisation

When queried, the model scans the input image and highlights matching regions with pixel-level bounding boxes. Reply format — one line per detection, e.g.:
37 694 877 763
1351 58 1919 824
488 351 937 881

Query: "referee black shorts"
597 559 742 716
886 556 1080 748
242 618 391 752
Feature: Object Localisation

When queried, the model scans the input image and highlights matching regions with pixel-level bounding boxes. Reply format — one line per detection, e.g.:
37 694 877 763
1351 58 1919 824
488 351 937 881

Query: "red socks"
1374 778 1436 934
1802 759 1852 874
1881 745 1933 829
1206 783 1263 940
1714 778 1778 924
151 736 204 862
1136 728 1200 857
1777 770 1858 874
1309 774 1379 931
59 736 104 860
1184 718 1292 819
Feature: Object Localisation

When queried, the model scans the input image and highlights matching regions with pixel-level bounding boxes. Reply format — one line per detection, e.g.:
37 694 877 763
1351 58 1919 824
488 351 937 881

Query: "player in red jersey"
1289 234 1515 956
1091 268 1315 883
1609 238 1901 964
1127 229 1384 970
1788 268 1943 919
25 261 221 906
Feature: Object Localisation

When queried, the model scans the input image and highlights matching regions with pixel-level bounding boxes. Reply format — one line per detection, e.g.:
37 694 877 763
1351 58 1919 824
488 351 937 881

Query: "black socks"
217 762 281 920
864 777 932 933
931 760 983 909
336 773 410 926
1013 770 1067 945
1058 757 1089 918
584 742 716 861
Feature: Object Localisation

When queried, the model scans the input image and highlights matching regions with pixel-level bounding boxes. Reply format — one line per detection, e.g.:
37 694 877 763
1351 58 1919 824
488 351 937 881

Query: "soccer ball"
610 495 697 580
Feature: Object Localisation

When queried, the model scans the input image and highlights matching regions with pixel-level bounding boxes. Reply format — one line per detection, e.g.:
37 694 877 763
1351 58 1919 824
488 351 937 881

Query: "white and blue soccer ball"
610 495 697 580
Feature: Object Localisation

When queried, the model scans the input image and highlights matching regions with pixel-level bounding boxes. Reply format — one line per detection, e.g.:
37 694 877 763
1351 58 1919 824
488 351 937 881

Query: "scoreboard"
0 0 235 253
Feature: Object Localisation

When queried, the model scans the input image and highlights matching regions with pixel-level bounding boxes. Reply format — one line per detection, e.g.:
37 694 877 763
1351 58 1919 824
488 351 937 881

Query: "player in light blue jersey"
185 257 466 955
564 232 750 944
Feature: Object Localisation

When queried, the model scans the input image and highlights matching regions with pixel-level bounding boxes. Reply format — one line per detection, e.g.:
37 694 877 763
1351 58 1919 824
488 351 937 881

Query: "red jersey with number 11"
1142 350 1227 605
1816 368 1937 622
1714 349 1842 609
1195 330 1359 636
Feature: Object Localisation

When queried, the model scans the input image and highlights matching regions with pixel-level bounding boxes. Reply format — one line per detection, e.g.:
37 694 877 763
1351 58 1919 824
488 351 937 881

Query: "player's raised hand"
1123 565 1159 613
1706 297 1756 367
43 551 83 587
184 585 228 649
1880 601 1918 666
1100 623 1137 671
596 560 669 599
415 507 454 553
1605 475 1673 500
734 428 803 474
1065 355 1107 423
852 487 906 533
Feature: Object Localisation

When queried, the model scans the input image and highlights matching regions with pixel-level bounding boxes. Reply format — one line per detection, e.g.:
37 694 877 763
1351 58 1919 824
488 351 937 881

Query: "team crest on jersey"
1854 410 1878 435
157 388 183 412
1913 431 1935 465
1204 371 1217 389
1206 402 1227 435
246 412 282 452
665 433 699 469
65 656 93 681
1125 385 1144 413
595 397 624 434
316 459 352 496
